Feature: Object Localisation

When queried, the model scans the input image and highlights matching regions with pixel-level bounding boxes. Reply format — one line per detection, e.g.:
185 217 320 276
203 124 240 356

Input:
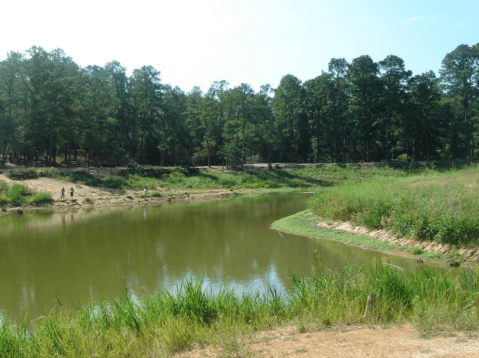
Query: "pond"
0 193 439 321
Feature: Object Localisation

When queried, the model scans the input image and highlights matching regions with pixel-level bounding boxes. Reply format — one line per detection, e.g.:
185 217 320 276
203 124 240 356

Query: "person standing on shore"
70 187 74 198
143 188 147 198
61 187 65 199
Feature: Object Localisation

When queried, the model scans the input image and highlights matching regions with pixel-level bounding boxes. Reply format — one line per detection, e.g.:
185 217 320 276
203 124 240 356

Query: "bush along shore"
1 264 479 357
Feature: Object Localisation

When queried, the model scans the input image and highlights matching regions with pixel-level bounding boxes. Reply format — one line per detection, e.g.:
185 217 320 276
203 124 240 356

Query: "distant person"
61 187 65 199
143 188 147 197
70 187 74 198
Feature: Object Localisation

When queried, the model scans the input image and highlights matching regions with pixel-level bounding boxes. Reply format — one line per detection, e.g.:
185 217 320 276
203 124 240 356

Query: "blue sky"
1 0 477 93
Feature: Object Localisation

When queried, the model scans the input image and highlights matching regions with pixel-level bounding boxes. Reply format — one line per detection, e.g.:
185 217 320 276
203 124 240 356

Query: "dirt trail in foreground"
175 324 479 358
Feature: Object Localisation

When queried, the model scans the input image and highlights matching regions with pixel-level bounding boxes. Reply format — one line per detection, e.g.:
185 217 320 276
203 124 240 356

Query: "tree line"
0 44 478 168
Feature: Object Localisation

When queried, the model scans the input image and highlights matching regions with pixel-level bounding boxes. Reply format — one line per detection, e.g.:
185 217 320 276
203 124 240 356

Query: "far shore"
0 171 257 214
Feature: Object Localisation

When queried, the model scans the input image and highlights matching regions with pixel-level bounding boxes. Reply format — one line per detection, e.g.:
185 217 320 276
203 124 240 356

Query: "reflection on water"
0 193 444 321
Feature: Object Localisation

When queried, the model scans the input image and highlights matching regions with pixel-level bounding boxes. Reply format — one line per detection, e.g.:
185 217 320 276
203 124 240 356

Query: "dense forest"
0 44 478 168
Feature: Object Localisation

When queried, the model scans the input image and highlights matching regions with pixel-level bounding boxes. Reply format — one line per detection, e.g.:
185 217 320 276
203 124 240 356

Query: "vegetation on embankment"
273 210 398 252
1 264 479 357
309 166 479 247
6 160 454 193
0 181 52 206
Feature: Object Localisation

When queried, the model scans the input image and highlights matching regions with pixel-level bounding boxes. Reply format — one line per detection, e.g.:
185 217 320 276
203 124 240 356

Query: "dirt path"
176 324 479 357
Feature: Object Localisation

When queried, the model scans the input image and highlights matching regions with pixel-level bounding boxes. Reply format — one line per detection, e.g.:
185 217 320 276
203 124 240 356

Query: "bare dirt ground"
175 324 479 358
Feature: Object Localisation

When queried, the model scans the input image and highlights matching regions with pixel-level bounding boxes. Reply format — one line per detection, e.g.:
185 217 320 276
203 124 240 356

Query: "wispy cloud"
452 17 475 27
326 6 338 15
403 14 438 24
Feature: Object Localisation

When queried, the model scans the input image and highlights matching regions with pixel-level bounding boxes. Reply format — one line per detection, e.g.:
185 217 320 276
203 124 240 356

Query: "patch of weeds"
219 335 254 358
419 252 442 260
84 197 94 204
147 191 162 198
103 177 125 189
409 247 424 255
126 196 134 200
295 348 308 354
28 192 53 204
297 322 309 333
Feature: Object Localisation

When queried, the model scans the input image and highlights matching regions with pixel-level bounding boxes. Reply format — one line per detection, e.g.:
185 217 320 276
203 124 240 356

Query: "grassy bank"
10 162 428 193
1 265 478 357
0 181 52 206
309 166 479 246
273 210 397 252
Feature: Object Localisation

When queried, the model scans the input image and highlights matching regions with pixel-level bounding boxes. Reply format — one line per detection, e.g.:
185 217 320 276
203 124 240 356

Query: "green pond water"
0 193 440 321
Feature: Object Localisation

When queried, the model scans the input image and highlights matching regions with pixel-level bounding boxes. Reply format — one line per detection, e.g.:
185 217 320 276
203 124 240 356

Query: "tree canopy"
0 43 478 167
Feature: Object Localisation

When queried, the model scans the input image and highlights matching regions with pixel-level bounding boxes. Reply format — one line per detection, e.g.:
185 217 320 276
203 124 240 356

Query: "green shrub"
28 192 53 204
103 177 125 189
40 167 62 178
410 247 424 255
84 197 93 203
0 194 11 205
6 184 29 204
147 191 162 198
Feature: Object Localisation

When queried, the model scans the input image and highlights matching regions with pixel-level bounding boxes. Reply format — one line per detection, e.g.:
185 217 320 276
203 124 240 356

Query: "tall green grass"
310 167 479 245
1 265 478 357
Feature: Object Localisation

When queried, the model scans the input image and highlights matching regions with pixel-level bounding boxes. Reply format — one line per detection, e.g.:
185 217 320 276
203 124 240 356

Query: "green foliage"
147 191 162 198
0 195 11 205
0 182 53 206
310 167 479 245
166 279 218 325
28 192 53 204
0 44 478 168
4 184 29 205
102 177 125 189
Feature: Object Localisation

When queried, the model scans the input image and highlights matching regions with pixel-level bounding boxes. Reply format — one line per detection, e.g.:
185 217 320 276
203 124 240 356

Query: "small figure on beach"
143 188 147 197
70 187 74 198
61 187 65 199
